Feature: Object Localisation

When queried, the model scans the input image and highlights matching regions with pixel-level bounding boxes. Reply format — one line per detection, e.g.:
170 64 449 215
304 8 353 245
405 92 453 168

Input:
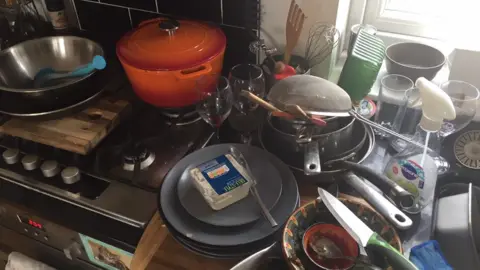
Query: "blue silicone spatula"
34 55 106 87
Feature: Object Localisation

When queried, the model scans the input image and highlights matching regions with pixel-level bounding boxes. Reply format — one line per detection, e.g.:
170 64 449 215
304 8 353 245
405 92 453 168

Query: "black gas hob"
0 74 214 253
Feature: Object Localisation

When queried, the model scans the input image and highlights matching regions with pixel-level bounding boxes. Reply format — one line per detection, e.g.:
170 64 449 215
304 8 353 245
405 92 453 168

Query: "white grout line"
155 0 159 13
71 0 83 30
78 0 157 14
221 23 246 30
128 8 133 28
220 0 223 24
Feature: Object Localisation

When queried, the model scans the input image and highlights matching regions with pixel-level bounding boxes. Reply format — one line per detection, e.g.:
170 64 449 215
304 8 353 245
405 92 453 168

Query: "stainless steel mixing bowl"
0 36 104 92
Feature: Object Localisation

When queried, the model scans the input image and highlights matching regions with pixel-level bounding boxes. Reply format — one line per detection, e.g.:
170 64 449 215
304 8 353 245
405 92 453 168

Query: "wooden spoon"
284 0 306 64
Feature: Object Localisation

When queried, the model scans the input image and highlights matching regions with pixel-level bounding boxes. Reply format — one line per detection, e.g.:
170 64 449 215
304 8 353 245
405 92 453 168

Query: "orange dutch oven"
116 18 226 108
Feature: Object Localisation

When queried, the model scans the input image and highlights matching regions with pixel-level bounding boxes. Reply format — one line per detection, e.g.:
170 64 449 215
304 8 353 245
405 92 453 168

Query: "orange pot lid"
117 18 226 71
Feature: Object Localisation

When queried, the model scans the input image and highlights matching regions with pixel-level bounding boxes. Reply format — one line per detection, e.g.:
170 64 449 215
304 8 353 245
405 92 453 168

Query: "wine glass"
228 64 266 144
435 80 480 173
196 75 233 139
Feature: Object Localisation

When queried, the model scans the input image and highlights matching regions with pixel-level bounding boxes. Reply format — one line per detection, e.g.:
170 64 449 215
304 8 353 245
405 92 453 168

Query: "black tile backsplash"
157 0 221 23
221 25 256 75
72 0 259 72
74 0 131 40
129 10 162 27
101 0 157 12
223 0 260 30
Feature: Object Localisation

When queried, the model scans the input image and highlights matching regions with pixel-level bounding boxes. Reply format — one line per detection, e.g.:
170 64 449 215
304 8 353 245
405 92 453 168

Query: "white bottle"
384 77 456 213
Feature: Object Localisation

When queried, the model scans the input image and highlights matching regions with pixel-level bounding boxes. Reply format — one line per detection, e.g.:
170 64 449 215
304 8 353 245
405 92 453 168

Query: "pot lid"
117 18 226 71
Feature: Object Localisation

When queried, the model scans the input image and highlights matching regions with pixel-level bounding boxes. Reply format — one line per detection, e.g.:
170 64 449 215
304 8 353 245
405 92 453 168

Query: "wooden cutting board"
0 97 130 155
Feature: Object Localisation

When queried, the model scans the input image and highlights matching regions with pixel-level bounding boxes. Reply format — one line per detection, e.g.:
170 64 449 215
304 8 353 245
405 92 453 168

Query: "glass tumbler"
389 87 423 152
374 74 414 138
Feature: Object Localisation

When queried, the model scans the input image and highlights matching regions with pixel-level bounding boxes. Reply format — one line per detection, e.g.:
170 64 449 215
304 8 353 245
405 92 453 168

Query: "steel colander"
267 75 352 117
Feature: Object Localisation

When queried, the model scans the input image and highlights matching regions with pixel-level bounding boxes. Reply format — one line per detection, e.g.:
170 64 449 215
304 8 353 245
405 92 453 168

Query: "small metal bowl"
385 42 445 81
302 223 359 270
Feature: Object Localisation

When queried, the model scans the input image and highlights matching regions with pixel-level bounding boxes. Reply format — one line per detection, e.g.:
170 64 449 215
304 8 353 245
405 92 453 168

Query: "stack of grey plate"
158 144 299 258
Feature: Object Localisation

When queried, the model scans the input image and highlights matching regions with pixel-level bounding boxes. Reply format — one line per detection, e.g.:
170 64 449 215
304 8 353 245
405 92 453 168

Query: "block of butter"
190 153 252 211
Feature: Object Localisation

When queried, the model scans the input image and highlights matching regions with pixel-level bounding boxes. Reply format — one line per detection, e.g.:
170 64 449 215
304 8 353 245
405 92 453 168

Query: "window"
362 0 480 45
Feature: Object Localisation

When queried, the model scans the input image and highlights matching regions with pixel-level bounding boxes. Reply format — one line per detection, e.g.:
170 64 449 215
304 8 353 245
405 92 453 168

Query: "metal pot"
117 18 226 108
266 114 355 175
260 118 374 179
259 121 416 207
0 36 105 110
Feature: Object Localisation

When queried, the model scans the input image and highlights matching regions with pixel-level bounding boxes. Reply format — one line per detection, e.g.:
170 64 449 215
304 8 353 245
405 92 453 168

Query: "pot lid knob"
158 19 179 36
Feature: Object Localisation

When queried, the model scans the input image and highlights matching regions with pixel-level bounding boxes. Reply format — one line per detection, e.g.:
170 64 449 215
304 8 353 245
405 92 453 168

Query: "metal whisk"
305 23 340 67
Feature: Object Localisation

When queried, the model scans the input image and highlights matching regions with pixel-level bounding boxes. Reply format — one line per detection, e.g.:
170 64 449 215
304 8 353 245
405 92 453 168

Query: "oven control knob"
22 155 40 171
41 160 60 178
3 148 20 164
61 167 81 184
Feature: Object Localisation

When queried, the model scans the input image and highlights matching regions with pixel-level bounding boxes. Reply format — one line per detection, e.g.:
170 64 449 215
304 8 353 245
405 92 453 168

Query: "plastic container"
338 29 385 103
384 77 456 213
190 154 252 210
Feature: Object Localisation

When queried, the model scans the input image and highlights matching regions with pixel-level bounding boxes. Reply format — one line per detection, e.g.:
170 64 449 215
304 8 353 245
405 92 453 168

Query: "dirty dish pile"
158 144 299 258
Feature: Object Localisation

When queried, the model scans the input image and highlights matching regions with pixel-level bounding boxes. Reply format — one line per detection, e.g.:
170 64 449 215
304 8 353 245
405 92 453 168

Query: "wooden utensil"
240 90 282 113
284 104 327 126
284 0 306 64
239 89 298 121
130 212 168 270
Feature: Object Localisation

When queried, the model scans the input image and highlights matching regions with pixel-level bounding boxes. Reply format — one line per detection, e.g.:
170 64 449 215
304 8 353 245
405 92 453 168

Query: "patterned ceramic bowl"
282 195 402 270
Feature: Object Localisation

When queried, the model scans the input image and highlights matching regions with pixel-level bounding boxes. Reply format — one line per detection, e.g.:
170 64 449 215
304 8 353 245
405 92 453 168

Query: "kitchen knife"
317 187 418 270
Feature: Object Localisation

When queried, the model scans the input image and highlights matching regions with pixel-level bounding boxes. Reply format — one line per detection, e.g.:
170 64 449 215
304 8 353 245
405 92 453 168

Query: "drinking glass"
374 74 414 138
196 76 233 138
439 80 480 137
389 87 422 152
434 80 480 173
228 64 266 143
229 64 266 113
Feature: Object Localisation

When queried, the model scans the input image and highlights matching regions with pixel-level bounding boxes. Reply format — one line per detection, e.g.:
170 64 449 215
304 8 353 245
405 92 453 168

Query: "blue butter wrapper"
197 154 248 195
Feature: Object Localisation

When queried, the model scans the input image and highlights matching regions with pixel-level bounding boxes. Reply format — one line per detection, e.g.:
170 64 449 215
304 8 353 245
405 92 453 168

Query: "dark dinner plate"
176 147 283 227
159 144 299 247
161 206 287 259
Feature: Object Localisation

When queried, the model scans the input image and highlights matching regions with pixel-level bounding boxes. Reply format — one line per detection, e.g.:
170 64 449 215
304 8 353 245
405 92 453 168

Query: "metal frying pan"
0 69 127 120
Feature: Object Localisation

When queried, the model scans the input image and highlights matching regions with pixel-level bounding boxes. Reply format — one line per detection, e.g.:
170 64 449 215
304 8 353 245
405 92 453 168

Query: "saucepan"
259 118 416 209
265 113 355 175
0 36 105 111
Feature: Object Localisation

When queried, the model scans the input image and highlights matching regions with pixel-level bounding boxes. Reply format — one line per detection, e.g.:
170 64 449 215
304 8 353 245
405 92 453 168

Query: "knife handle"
340 161 416 209
344 172 413 230
366 233 418 270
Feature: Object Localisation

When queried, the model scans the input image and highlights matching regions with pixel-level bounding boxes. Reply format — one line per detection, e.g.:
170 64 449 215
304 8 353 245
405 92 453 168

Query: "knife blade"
317 187 418 270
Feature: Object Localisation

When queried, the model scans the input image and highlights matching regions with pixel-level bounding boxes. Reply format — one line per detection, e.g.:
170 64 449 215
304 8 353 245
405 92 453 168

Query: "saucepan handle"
304 141 321 175
339 161 416 209
174 63 213 80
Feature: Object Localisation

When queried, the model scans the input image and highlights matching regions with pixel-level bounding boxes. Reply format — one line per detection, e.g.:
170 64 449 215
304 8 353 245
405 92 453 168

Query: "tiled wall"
70 0 260 73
